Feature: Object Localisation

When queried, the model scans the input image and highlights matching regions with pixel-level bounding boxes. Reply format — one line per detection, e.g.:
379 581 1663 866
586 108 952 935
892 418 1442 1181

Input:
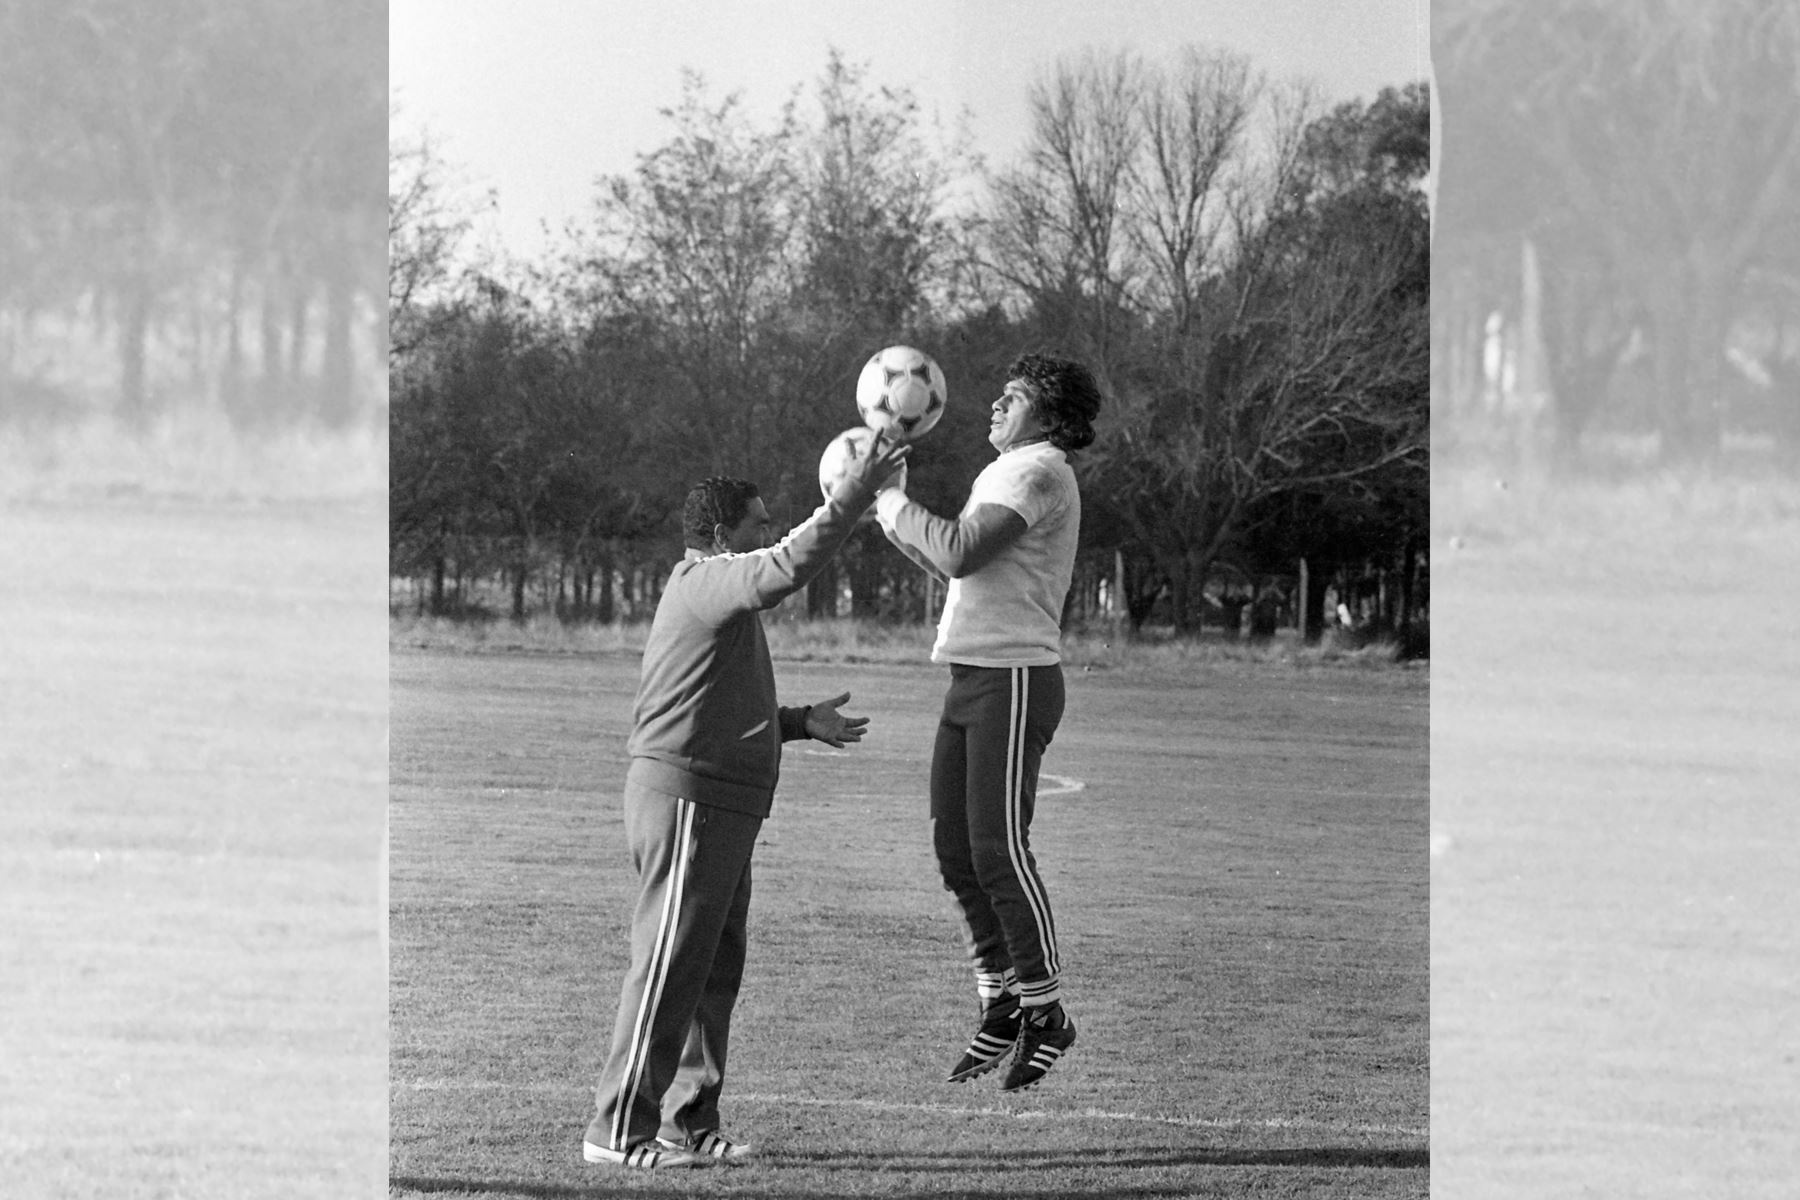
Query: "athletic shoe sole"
582 1140 712 1169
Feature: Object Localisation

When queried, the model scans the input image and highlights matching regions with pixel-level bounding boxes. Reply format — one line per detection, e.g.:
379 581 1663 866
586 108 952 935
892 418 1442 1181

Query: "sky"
391 0 1430 263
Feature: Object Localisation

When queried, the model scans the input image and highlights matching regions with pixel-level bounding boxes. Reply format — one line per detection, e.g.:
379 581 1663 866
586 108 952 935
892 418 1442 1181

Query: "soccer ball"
818 426 906 503
855 345 946 441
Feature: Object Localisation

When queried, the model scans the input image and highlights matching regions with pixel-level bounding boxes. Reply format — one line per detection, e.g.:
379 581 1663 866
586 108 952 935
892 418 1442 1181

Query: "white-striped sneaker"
659 1130 754 1162
1001 1002 1076 1092
583 1140 712 1169
948 994 1023 1082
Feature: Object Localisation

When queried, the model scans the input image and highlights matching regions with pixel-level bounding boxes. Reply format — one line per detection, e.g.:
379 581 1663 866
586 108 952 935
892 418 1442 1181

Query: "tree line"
390 49 1429 645
1435 0 1800 467
0 0 385 430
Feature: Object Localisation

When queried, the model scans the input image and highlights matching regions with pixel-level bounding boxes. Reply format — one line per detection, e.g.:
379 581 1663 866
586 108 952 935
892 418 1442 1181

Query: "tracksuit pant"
930 663 1066 1006
587 783 760 1152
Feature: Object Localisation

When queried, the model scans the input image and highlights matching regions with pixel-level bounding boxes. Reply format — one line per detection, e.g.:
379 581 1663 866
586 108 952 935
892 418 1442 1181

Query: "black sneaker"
947 994 1023 1082
1000 1002 1076 1092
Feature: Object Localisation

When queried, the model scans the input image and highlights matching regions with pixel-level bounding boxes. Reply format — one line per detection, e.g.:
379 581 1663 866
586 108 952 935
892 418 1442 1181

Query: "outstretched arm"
875 490 1028 579
689 435 910 621
881 523 949 585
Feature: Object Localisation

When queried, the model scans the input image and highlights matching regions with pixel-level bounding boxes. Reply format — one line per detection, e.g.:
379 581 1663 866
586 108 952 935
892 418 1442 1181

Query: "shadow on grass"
393 1145 1428 1198
775 1144 1429 1171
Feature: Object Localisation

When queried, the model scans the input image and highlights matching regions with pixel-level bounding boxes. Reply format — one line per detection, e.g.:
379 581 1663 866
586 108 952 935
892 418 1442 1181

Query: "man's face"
989 378 1046 451
717 496 773 554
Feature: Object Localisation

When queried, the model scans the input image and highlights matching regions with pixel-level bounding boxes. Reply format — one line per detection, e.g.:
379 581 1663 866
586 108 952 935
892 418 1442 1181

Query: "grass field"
1431 459 1800 1198
1 491 388 1198
389 646 1428 1198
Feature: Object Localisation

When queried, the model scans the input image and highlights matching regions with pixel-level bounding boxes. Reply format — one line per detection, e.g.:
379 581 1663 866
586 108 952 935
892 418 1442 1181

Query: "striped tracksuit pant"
930 663 1067 1006
586 783 760 1152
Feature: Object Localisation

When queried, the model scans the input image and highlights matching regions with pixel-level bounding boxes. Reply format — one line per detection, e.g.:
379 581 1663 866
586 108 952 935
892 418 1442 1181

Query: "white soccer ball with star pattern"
855 345 946 442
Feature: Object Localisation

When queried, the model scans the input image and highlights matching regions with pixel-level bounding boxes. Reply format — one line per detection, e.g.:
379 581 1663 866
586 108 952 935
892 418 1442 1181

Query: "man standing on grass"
583 433 908 1171
875 353 1101 1092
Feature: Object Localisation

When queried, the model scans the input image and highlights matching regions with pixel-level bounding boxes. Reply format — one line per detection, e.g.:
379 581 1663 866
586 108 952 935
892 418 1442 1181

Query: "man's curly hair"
1008 353 1102 452
683 476 760 551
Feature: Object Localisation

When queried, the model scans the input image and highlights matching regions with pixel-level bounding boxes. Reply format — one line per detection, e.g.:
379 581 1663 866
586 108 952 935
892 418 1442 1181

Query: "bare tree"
981 50 1146 371
388 116 478 361
1128 47 1261 334
1103 193 1428 630
1089 80 1428 633
574 72 800 477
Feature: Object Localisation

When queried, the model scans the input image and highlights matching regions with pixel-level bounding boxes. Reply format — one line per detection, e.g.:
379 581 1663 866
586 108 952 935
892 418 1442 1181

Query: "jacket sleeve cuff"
874 488 907 529
778 705 811 742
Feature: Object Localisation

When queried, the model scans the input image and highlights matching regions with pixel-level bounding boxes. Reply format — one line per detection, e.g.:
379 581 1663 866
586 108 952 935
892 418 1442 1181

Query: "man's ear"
712 523 731 551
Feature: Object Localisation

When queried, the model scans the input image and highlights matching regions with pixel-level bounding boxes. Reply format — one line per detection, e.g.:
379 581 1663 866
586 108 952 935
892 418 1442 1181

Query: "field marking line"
398 1080 1423 1140
795 751 1087 798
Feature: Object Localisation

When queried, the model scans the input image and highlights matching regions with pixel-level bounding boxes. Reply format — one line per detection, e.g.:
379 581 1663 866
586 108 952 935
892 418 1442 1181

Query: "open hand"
831 431 910 506
805 692 869 748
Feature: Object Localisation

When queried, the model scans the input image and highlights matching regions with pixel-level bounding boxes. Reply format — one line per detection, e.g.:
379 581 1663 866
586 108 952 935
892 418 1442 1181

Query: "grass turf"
389 648 1427 1198
2 498 388 1198
1431 456 1800 1198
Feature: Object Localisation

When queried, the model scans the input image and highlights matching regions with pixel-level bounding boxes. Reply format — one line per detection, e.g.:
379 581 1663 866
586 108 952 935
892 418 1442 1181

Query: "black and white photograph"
16 0 1794 1197
390 0 1428 1194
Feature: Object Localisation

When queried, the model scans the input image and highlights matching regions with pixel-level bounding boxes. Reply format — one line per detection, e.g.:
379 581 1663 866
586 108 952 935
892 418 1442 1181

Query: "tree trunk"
596 546 616 624
320 237 354 427
1678 266 1730 461
288 284 310 421
120 275 152 430
1123 553 1161 633
261 271 286 418
1646 260 1730 464
807 559 839 618
847 531 881 619
1299 556 1329 645
224 253 249 427
430 555 446 615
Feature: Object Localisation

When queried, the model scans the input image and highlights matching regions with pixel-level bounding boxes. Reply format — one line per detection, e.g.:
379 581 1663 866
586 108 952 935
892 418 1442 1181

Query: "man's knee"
968 837 1017 889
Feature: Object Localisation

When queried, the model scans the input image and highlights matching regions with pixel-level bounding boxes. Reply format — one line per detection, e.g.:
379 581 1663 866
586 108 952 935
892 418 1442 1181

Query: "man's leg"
658 812 757 1153
931 680 1011 976
933 668 1024 1081
586 790 755 1162
957 665 1076 1091
959 665 1066 1003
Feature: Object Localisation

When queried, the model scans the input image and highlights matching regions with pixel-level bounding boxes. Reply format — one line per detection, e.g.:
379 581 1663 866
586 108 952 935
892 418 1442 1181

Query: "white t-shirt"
934 441 1080 666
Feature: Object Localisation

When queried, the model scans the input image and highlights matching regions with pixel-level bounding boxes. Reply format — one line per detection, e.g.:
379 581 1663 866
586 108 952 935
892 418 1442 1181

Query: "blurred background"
1434 0 1800 471
1 3 388 1197
1432 3 1800 1197
1 0 386 488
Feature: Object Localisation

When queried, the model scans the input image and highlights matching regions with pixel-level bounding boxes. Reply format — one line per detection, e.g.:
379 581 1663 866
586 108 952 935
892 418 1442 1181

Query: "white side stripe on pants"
610 797 695 1149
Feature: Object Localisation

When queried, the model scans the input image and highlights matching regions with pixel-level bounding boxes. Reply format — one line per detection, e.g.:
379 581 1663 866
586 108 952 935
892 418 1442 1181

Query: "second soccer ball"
856 345 946 441
818 426 907 503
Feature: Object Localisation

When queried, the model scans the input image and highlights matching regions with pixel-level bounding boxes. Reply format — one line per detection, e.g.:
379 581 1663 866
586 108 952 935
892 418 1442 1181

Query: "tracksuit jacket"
623 491 869 817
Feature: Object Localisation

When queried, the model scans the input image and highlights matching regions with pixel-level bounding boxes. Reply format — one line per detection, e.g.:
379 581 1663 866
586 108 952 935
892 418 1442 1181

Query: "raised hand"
830 432 911 506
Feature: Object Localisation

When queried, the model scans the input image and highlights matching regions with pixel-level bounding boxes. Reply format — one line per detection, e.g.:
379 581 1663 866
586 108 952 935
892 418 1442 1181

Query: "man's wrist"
874 488 906 525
